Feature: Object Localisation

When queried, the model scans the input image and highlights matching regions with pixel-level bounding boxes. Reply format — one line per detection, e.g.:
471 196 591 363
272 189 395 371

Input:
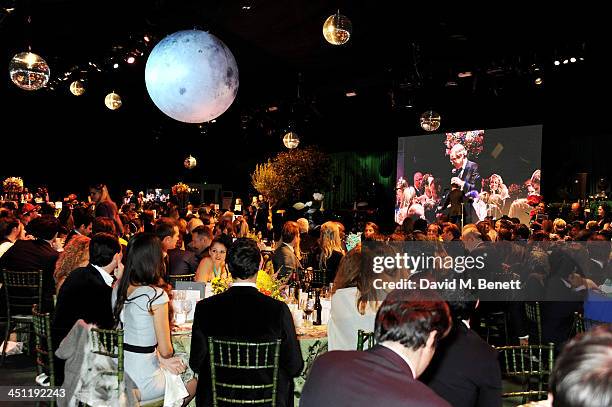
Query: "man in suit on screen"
449 143 481 193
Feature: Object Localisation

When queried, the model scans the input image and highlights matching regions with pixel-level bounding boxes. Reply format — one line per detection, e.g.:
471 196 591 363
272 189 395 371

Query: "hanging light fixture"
184 155 197 169
420 110 441 132
105 92 122 110
283 131 300 149
322 10 352 45
69 80 86 96
9 51 50 91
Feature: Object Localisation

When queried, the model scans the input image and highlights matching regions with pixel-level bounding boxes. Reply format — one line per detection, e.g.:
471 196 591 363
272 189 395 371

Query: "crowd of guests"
0 184 611 407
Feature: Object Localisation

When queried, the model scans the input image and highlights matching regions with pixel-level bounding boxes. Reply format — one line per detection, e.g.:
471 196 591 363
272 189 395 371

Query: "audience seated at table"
112 233 196 405
52 232 121 385
189 238 303 407
300 289 452 407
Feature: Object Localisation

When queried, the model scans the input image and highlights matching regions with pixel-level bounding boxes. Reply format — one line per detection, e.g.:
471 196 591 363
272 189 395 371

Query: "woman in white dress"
112 233 196 404
327 244 407 351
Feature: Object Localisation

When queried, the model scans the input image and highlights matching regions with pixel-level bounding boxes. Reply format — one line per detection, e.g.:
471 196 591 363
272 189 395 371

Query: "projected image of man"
449 144 481 193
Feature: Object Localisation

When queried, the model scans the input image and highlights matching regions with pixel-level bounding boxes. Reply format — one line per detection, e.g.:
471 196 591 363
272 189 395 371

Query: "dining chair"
208 337 281 406
356 329 375 351
169 273 196 286
32 304 56 406
524 302 542 344
1 269 43 364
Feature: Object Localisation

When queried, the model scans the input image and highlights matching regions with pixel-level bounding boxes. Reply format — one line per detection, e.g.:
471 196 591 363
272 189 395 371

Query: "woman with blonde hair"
54 235 90 293
317 221 345 283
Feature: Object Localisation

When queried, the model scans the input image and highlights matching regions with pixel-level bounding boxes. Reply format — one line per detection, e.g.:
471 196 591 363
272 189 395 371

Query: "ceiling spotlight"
457 71 473 78
534 77 543 85
345 91 357 97
570 57 577 63
267 106 278 112
579 57 584 61
126 56 135 64
144 35 150 42
554 60 560 66
563 59 569 64
113 63 119 69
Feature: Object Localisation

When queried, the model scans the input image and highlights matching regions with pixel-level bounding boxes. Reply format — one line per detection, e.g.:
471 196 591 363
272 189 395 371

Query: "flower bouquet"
211 270 287 301
3 177 24 200
171 182 190 196
444 130 485 159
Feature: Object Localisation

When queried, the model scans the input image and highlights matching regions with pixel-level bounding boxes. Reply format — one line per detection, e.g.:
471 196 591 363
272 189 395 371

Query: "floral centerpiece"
444 130 485 159
171 182 190 196
3 177 24 194
211 270 286 301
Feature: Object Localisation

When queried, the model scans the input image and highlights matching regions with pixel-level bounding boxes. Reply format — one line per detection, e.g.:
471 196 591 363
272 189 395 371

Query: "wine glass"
303 298 315 327
182 299 193 316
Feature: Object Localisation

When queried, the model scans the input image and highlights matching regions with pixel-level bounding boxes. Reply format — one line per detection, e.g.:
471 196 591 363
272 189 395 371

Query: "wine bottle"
314 289 322 326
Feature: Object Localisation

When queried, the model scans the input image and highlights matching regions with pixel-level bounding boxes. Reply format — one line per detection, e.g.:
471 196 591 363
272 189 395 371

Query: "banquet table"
171 323 329 406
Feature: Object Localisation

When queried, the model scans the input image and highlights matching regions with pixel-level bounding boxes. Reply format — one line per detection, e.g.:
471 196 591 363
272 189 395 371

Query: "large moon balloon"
145 30 239 123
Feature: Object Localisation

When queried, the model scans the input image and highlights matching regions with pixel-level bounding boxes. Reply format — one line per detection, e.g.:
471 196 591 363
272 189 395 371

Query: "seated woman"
362 221 380 241
195 236 232 282
315 221 345 283
54 234 90 293
327 244 405 351
112 233 196 404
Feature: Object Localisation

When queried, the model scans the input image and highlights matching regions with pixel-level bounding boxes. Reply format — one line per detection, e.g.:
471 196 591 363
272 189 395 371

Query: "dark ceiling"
0 1 606 198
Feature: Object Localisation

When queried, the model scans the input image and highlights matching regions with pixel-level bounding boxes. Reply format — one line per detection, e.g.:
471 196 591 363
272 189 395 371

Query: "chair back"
90 327 124 385
356 329 375 351
169 273 195 285
208 337 281 406
32 304 55 387
310 269 327 288
1 269 43 317
524 302 542 344
495 343 554 402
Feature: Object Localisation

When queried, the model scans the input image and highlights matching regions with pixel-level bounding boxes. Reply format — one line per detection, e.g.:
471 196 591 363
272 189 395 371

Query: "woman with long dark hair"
112 233 196 404
90 183 123 235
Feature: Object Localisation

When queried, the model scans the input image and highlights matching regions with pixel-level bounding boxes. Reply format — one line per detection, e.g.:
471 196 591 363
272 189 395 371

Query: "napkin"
162 369 189 407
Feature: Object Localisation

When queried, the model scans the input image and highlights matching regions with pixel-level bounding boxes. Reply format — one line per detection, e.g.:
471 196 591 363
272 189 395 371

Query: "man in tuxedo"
300 289 452 407
443 182 465 226
52 232 122 384
272 221 302 279
449 143 481 193
0 215 60 312
189 238 303 407
421 286 502 407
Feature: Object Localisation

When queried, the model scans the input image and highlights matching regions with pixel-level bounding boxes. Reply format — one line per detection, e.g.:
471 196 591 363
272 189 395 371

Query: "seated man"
272 221 302 279
548 324 612 407
189 238 303 407
420 285 502 407
52 232 122 384
300 289 452 407
0 215 60 312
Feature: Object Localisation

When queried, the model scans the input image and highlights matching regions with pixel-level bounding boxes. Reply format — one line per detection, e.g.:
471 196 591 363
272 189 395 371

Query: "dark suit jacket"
300 345 450 407
189 286 303 407
421 322 502 407
167 248 199 276
452 160 481 192
0 239 59 312
272 244 302 278
444 189 465 217
51 264 115 384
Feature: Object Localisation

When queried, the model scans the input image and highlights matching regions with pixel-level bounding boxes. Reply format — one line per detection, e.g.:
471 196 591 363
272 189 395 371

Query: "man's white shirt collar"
232 282 257 288
92 264 114 287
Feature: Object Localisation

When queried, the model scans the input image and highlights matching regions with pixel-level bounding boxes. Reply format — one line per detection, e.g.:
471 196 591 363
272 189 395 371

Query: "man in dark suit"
52 232 122 384
0 215 60 312
449 143 481 193
64 206 94 246
300 290 452 407
190 238 303 407
272 221 302 279
443 182 465 226
421 286 502 407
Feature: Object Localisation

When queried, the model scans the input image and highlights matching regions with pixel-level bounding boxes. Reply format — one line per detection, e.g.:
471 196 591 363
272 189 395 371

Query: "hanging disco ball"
9 52 50 91
105 92 122 110
322 12 352 45
69 80 85 96
420 110 441 132
184 155 197 169
283 132 300 149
